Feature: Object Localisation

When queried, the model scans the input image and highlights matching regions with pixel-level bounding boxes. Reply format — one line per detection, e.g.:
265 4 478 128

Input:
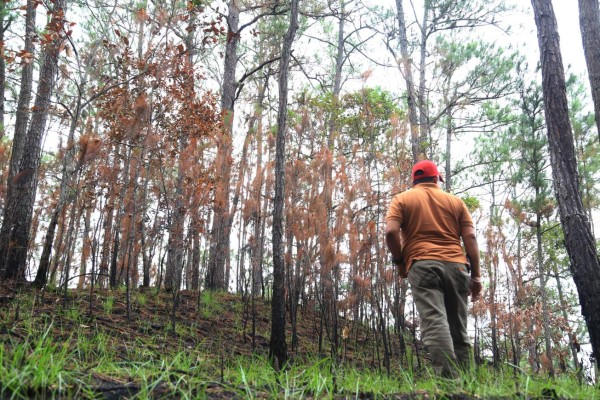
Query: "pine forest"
0 0 600 398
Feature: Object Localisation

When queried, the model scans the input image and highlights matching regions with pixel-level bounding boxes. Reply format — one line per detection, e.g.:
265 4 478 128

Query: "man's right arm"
385 219 407 278
461 224 482 299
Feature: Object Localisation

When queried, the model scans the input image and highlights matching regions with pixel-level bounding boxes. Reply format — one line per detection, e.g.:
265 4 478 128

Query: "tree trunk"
395 0 420 162
61 195 82 295
536 212 554 377
0 0 36 277
552 262 579 371
78 206 93 289
206 0 240 291
110 144 131 288
33 207 60 287
251 73 268 296
0 0 10 141
1 0 67 281
578 0 600 142
140 160 152 288
164 173 185 291
33 91 83 288
417 2 430 159
444 107 453 191
190 220 201 291
48 207 67 286
270 0 299 371
531 0 600 368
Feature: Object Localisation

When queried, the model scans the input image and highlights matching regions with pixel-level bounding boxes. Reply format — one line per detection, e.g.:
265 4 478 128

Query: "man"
385 160 482 378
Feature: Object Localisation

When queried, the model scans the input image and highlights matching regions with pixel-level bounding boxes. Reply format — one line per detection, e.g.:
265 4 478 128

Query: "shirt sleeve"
458 200 474 228
386 195 404 224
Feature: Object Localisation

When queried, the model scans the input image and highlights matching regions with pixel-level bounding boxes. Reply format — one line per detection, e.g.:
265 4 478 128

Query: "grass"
198 290 223 319
103 295 114 314
1 331 598 399
134 291 148 308
0 288 598 399
0 325 76 399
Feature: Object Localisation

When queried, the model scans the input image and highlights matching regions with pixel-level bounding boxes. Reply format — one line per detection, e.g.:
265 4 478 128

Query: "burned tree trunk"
270 0 299 371
531 0 600 368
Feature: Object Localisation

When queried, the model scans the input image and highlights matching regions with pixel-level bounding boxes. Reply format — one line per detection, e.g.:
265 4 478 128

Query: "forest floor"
0 284 589 399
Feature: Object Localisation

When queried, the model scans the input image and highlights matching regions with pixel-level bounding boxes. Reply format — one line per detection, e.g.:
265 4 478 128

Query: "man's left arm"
461 224 482 300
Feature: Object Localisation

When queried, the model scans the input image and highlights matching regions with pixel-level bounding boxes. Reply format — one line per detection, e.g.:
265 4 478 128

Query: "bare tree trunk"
536 212 554 377
316 0 346 367
33 90 84 288
395 0 420 161
1 0 67 281
251 76 268 295
34 207 60 287
165 173 185 291
532 0 600 368
551 262 579 371
206 0 240 291
0 0 35 277
418 6 432 160
578 0 600 142
228 124 252 292
140 164 152 288
445 107 453 192
98 148 118 288
0 0 11 141
110 144 131 288
486 191 500 367
270 0 299 370
48 207 67 286
62 193 82 296
190 219 201 291
78 206 93 289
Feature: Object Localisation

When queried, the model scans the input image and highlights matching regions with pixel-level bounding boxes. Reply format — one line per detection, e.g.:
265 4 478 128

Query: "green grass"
0 325 77 399
1 290 598 399
2 326 598 399
103 295 114 314
135 292 147 307
198 290 224 319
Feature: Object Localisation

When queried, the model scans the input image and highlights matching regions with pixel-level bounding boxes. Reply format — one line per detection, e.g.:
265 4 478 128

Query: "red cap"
412 160 444 182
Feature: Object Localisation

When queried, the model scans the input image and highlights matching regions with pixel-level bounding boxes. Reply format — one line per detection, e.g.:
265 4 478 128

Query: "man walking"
385 160 482 378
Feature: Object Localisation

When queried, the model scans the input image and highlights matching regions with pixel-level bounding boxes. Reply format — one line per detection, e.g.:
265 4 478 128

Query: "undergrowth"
0 288 597 399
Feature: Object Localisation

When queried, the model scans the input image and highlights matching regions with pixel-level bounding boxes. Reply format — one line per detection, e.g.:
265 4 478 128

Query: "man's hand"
469 277 483 300
397 262 408 279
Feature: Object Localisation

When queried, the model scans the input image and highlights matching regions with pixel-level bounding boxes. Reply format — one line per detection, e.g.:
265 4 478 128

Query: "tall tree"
206 0 240 291
389 0 508 163
206 0 286 291
512 80 555 376
33 37 103 288
531 0 600 368
578 0 600 142
1 0 68 281
433 37 517 191
0 0 36 278
394 0 420 161
0 0 13 141
270 0 299 371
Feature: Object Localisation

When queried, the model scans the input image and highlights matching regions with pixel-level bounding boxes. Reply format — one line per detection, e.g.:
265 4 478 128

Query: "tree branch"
235 55 281 102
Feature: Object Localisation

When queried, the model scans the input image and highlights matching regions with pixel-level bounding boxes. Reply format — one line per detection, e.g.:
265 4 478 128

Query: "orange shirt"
385 183 473 271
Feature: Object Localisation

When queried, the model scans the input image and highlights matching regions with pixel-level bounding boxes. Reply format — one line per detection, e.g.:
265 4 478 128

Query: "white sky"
527 1 586 76
554 1 585 73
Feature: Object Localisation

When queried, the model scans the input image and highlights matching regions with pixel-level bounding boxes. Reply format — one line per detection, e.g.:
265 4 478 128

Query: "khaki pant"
408 259 472 378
